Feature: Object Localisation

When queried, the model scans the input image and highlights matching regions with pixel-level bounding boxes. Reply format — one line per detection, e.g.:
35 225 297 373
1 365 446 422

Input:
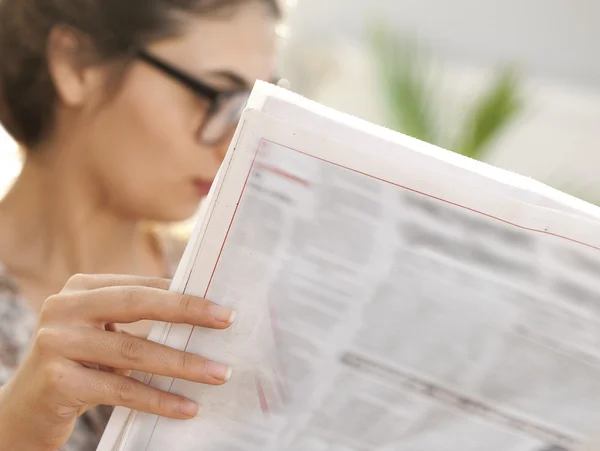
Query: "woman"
0 0 281 449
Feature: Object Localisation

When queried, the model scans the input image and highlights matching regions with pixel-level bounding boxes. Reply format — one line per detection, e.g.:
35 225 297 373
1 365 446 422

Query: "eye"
198 92 249 145
191 92 212 112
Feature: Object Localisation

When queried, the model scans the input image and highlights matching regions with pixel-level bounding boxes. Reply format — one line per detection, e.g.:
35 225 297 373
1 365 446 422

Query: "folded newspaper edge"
96 81 600 451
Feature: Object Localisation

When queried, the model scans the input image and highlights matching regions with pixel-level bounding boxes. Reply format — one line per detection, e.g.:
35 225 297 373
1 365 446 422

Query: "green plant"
369 24 523 161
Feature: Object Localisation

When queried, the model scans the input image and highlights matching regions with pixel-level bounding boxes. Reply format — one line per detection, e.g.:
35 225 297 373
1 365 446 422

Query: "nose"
214 127 237 162
197 128 236 182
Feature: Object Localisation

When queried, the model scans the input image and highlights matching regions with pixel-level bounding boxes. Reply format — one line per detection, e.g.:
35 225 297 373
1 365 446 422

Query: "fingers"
57 327 232 385
73 367 200 419
43 286 235 330
63 274 171 292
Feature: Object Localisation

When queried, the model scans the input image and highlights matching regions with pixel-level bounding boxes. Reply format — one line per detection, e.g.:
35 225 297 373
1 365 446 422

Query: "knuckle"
120 336 145 362
121 286 141 309
34 327 61 354
39 294 63 320
178 294 195 316
42 360 70 391
115 379 136 404
154 391 173 414
179 352 198 374
50 401 77 420
66 273 88 289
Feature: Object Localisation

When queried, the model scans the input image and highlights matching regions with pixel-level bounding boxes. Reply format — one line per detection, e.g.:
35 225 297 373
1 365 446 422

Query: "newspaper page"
249 82 600 223
99 107 600 451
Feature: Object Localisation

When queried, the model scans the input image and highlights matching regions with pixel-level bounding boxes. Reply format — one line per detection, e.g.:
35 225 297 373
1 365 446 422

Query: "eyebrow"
135 49 253 95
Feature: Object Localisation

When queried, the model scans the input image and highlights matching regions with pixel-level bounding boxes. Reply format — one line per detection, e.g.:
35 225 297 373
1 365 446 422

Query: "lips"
192 179 213 197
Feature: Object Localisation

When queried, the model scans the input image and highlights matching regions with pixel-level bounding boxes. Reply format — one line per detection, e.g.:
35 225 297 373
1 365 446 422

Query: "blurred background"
2 0 599 204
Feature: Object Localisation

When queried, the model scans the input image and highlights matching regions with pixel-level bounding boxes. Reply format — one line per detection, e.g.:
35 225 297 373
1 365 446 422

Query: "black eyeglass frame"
133 48 251 145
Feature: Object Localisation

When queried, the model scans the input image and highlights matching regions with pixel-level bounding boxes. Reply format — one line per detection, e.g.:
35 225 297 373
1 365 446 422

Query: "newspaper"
98 82 600 451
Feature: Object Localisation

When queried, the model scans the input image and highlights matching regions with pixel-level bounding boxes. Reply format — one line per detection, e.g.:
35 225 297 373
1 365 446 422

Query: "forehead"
150 3 278 83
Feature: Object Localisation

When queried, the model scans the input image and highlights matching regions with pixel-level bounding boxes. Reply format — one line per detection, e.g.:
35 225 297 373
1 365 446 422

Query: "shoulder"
0 261 36 385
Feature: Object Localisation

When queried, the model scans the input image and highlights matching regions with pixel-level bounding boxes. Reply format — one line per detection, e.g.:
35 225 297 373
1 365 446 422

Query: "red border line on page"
132 126 257 451
137 137 600 450
269 140 600 252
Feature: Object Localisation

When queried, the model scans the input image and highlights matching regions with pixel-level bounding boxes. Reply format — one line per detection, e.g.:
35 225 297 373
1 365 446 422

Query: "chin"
144 201 202 224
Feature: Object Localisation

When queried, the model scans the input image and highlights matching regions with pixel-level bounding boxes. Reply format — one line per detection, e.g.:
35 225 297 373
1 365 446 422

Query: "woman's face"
74 3 278 222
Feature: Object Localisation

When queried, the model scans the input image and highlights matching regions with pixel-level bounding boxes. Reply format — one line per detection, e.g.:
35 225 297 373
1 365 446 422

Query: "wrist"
0 417 49 451
0 386 49 451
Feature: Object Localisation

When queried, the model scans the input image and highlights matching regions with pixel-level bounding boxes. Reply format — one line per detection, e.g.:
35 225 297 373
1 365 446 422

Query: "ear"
47 26 104 107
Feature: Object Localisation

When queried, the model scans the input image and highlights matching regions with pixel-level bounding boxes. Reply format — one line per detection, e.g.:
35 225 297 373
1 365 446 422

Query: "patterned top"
0 230 188 450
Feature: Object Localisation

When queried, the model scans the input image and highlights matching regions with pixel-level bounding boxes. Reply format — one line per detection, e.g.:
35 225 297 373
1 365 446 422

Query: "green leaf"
453 68 523 159
369 24 438 145
368 21 523 161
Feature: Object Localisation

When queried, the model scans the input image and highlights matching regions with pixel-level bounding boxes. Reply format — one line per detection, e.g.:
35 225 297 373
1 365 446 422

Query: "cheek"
85 81 207 220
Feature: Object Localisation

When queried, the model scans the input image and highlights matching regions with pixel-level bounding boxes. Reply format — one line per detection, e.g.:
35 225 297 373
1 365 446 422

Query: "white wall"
286 0 600 90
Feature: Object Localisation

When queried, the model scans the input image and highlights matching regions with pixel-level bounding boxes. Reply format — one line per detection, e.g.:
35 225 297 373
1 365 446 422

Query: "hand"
0 274 236 451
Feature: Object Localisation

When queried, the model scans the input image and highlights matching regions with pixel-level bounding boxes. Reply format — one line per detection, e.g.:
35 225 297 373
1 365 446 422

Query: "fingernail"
205 361 233 381
180 399 199 417
209 304 236 323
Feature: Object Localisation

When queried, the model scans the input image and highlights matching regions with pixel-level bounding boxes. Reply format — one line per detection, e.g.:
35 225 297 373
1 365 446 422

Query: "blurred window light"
0 127 21 199
282 0 297 10
276 23 291 39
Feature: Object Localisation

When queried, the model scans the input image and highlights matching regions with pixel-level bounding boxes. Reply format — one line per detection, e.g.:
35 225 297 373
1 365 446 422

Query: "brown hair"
0 0 280 148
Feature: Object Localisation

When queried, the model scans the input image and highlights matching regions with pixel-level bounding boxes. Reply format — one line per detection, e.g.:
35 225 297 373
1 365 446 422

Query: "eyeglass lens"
200 91 251 145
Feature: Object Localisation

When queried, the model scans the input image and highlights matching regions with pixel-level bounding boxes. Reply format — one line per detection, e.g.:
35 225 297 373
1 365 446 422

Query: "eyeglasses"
134 49 253 146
